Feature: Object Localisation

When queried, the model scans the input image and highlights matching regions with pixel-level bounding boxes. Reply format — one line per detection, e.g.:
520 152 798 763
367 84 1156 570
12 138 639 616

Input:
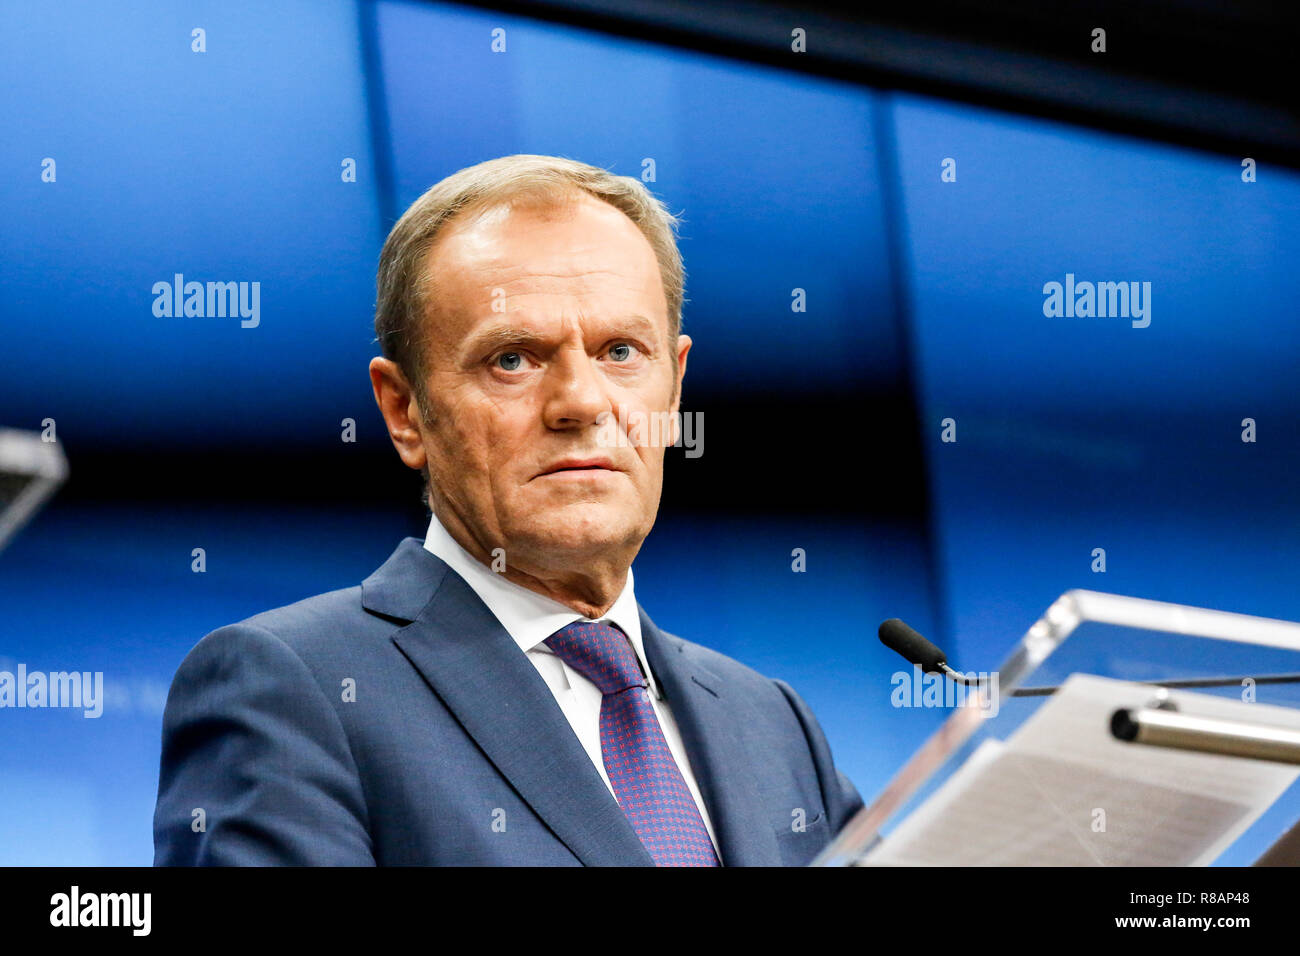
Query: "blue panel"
0 0 386 446
892 94 1300 420
893 94 1300 642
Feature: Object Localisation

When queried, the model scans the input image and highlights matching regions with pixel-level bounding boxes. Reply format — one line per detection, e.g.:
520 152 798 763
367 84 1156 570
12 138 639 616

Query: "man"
153 154 863 866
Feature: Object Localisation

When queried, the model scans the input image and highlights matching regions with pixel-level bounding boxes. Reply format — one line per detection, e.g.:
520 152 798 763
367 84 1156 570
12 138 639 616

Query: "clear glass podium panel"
814 590 1300 866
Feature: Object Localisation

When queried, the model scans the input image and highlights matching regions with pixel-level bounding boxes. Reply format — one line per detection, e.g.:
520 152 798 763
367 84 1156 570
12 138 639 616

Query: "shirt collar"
421 512 659 699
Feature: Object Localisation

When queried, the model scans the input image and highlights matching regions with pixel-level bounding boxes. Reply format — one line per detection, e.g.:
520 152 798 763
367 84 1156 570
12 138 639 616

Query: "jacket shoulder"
658 629 785 697
238 585 371 648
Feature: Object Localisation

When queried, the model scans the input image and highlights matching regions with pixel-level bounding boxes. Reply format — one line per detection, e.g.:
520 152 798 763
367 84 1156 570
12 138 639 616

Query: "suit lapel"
640 608 783 866
368 540 653 867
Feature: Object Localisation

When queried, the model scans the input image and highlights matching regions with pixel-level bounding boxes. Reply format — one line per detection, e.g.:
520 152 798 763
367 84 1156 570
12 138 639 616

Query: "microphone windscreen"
878 618 947 672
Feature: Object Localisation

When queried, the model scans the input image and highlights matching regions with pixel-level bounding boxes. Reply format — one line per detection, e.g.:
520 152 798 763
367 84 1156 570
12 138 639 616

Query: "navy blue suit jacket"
153 537 863 865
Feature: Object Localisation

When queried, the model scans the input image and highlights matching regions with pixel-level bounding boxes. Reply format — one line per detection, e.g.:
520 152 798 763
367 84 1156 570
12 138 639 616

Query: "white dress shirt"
422 513 719 855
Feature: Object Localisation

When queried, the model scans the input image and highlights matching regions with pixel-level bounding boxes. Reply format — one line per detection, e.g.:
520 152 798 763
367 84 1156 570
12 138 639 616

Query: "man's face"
414 193 690 577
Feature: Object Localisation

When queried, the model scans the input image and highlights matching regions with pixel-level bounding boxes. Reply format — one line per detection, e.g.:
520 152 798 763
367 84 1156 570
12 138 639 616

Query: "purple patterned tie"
545 621 720 866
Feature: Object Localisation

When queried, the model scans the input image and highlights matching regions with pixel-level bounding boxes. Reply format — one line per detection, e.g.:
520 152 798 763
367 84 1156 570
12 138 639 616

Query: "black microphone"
878 617 1300 698
878 618 981 685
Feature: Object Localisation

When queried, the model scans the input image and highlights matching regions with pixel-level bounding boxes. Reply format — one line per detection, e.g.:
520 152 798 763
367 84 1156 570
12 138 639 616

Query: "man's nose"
542 348 612 429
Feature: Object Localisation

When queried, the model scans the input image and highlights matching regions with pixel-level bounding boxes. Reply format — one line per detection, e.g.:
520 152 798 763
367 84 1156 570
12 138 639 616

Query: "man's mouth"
533 457 618 480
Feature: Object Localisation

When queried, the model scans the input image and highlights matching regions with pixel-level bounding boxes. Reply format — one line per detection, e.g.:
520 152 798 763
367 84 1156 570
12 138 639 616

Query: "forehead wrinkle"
480 268 637 295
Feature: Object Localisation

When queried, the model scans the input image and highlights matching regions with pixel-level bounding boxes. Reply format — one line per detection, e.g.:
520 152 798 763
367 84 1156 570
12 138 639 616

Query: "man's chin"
506 501 646 560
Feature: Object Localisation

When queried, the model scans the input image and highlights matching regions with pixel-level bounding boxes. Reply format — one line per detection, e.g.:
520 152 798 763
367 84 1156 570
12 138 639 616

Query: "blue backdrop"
2 0 1297 865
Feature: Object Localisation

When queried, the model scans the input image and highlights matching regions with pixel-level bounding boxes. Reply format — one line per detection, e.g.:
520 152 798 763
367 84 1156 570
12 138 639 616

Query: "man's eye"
608 343 638 362
496 352 523 371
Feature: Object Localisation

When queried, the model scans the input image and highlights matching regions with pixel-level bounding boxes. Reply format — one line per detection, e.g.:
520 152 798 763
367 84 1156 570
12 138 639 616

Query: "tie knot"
544 620 646 695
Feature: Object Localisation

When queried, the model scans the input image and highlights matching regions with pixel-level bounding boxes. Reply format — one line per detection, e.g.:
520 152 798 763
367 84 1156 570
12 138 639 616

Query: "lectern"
815 590 1300 866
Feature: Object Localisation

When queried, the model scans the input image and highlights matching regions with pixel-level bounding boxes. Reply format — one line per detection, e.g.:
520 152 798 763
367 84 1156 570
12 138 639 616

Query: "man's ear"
670 334 692 416
369 357 428 472
667 334 691 447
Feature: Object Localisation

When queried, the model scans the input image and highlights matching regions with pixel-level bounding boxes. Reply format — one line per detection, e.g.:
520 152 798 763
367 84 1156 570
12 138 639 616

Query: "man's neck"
430 505 630 619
